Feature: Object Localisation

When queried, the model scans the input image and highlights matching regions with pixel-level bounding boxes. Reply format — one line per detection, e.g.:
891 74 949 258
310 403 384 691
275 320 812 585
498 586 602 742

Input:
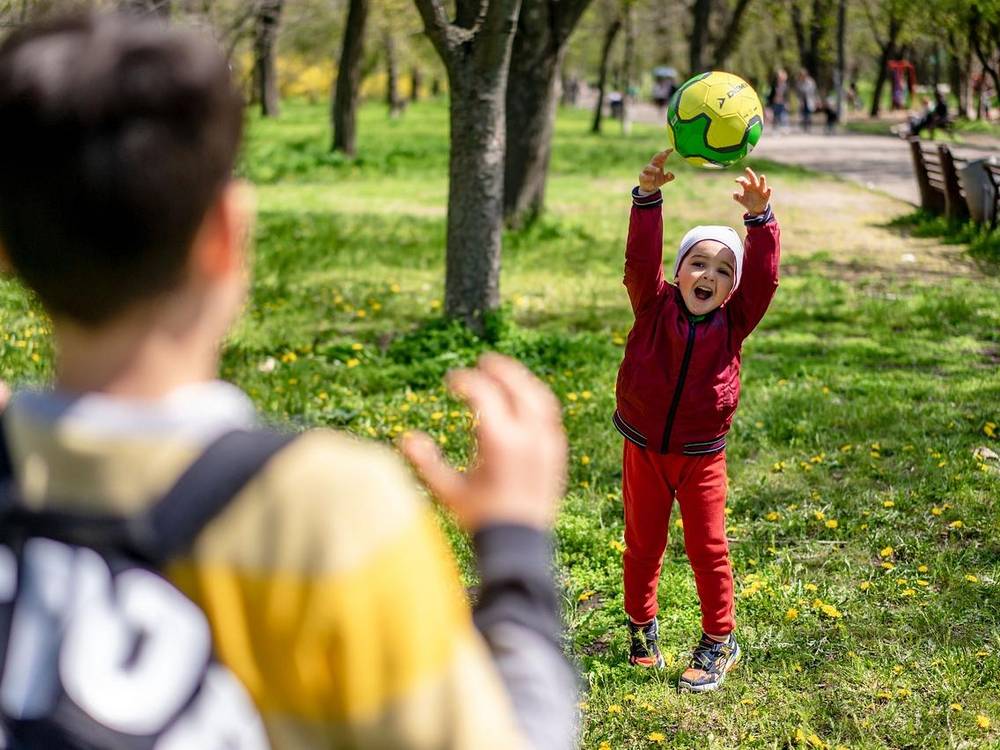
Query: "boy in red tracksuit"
613 149 780 692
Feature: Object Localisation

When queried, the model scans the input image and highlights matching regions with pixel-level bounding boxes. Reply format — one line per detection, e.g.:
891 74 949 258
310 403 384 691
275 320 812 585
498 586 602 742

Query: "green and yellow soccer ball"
667 71 763 168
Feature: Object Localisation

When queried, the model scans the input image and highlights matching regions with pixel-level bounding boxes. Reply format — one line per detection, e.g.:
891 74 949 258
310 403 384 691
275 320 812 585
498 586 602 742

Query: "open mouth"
693 287 713 301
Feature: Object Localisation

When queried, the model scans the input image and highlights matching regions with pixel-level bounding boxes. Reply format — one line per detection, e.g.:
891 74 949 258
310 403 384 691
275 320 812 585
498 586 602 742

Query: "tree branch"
710 0 754 68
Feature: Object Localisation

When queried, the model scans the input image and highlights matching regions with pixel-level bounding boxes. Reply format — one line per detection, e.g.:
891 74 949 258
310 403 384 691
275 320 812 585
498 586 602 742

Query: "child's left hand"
732 167 771 216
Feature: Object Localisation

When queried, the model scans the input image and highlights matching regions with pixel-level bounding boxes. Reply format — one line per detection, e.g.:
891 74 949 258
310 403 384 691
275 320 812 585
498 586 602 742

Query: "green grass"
888 210 1000 266
2 99 999 749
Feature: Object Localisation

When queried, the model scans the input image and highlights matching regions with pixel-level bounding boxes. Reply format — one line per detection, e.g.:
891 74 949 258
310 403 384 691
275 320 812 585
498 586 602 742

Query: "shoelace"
692 637 728 671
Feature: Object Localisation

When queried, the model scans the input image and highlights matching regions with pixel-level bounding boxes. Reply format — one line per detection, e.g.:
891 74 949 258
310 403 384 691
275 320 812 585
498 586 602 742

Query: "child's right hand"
638 149 675 193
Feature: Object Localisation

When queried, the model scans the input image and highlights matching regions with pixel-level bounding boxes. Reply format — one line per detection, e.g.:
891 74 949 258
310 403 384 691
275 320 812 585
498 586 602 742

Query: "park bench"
908 138 969 220
985 162 1000 229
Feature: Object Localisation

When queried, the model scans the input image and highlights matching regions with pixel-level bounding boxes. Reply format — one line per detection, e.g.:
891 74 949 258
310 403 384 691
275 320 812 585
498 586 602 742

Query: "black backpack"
0 427 295 749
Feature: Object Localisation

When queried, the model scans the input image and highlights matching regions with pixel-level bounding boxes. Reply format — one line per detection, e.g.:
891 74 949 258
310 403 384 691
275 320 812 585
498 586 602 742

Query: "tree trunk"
503 31 564 227
591 17 621 133
444 70 507 327
834 0 845 122
410 66 422 102
253 0 283 118
503 0 592 227
870 43 893 118
710 0 754 69
621 3 636 134
331 0 369 155
689 0 711 75
969 12 1000 116
384 31 404 117
415 0 522 332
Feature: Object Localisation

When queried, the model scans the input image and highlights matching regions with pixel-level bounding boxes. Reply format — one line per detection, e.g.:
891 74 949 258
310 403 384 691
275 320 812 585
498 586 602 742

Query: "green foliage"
1 99 998 748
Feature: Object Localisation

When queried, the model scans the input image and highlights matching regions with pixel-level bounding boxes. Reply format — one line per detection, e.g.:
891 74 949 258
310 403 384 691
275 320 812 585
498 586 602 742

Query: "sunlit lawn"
1 99 998 749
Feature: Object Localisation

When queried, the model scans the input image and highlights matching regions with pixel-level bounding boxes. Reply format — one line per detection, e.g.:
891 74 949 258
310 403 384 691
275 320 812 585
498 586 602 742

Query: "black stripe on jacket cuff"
744 204 774 226
472 524 561 645
632 186 663 208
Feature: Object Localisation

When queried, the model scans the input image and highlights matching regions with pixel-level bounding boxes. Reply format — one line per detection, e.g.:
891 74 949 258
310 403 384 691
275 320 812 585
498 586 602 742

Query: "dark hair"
0 12 243 325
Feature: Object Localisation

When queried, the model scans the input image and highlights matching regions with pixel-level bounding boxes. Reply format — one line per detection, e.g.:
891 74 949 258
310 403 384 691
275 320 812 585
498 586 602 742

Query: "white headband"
673 225 744 295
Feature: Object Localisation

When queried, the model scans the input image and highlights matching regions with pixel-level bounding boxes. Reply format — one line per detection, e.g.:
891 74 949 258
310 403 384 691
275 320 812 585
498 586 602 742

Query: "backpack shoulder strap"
126 429 298 565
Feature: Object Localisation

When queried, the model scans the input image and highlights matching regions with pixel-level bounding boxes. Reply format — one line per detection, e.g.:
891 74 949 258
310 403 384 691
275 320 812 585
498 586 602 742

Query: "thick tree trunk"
253 0 283 118
502 0 592 227
444 70 508 327
689 0 711 75
591 17 621 134
504 36 564 227
331 0 368 155
384 31 404 117
415 0 522 332
410 66 422 102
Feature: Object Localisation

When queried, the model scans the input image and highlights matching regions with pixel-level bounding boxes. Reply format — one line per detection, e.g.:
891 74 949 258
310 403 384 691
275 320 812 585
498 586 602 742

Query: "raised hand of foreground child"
401 354 567 532
732 166 771 216
638 149 675 193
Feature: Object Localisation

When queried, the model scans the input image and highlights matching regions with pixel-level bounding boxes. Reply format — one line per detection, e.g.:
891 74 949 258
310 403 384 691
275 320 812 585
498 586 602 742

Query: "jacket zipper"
660 318 698 453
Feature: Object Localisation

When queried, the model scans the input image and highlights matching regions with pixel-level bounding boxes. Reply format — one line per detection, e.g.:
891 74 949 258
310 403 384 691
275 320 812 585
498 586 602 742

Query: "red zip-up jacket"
613 187 781 455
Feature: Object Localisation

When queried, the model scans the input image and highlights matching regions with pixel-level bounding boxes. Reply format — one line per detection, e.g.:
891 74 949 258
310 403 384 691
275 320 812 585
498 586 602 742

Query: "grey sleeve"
472 525 579 750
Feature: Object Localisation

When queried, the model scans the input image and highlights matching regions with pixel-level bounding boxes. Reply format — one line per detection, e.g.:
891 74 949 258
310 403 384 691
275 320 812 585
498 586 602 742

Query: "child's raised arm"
727 167 780 339
625 150 675 316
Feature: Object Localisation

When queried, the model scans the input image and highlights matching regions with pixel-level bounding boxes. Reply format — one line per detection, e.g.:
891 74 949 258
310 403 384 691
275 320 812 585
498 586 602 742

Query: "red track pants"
622 440 735 635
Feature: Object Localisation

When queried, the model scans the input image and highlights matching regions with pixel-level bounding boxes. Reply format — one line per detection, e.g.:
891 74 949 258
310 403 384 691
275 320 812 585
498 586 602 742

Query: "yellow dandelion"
609 540 625 553
876 691 893 700
566 392 578 401
931 506 943 516
675 518 683 529
949 520 964 529
965 574 979 583
647 733 666 744
805 583 819 592
351 342 363 351
356 309 367 318
977 714 991 730
581 390 593 399
950 703 964 712
814 510 826 521
389 283 401 293
984 422 996 438
859 581 872 591
430 411 444 421
916 580 929 587
901 588 916 597
820 603 842 619
883 500 895 508
882 562 896 571
280 351 297 363
825 519 839 529
346 358 360 368
880 546 894 558
599 744 611 750
580 455 591 465
607 704 622 715
786 608 799 620
917 564 929 573
577 590 595 602
766 511 781 521
430 299 442 310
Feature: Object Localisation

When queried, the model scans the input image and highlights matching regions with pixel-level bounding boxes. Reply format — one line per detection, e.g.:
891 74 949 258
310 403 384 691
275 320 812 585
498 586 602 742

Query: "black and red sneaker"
678 632 742 692
628 618 665 668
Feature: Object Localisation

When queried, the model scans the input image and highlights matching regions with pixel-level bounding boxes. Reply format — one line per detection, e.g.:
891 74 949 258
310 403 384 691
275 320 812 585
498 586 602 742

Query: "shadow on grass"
881 209 1000 271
